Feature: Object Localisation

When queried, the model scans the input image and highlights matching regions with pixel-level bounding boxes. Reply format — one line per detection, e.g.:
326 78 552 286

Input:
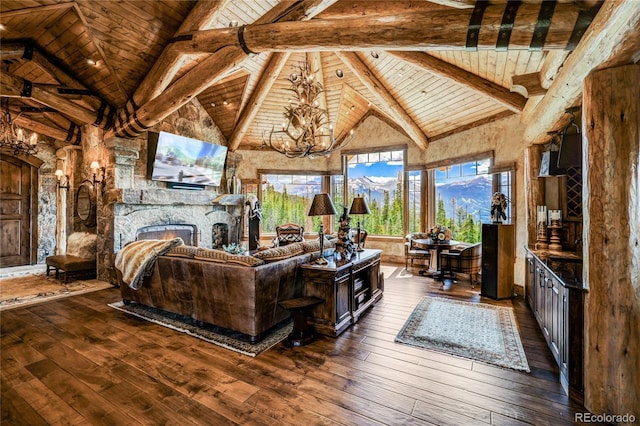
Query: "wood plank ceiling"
0 0 630 153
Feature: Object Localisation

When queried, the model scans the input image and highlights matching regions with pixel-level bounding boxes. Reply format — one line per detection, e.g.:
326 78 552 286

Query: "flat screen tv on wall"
147 131 228 189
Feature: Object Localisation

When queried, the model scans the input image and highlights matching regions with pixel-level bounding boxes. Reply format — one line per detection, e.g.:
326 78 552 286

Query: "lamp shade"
308 193 337 216
349 195 370 215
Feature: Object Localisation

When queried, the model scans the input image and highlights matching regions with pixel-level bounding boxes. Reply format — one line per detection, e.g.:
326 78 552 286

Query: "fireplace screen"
135 224 197 246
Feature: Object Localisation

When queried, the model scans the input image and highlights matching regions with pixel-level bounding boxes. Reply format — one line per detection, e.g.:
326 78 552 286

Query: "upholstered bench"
46 232 97 282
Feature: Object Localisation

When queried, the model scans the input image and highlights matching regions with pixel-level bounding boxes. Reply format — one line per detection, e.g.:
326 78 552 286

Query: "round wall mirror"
75 181 97 227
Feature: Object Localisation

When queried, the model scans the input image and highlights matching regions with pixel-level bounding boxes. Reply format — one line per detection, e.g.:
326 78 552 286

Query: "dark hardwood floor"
1 263 587 425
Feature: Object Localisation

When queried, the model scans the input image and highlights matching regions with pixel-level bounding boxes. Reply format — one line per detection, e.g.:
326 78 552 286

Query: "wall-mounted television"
147 131 228 188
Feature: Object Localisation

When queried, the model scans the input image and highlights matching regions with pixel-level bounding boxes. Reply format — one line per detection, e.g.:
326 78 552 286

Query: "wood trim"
257 169 333 176
423 151 495 171
489 162 517 174
341 144 407 156
429 111 515 142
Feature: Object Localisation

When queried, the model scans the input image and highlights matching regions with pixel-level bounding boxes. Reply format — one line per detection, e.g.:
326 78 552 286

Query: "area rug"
109 301 293 357
395 296 530 372
0 274 113 311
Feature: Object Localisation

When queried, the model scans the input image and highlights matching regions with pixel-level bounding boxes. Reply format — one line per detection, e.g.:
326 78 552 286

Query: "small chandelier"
262 63 353 158
0 99 38 156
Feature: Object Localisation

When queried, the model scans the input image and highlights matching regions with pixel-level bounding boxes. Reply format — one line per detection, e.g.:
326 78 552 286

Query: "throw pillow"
194 248 264 267
252 242 304 262
165 245 199 258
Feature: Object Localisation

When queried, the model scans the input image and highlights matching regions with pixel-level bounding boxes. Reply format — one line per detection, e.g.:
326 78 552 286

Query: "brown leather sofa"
116 240 333 342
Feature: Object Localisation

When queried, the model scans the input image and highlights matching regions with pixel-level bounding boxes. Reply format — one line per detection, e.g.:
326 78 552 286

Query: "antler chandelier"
262 63 353 158
0 99 38 156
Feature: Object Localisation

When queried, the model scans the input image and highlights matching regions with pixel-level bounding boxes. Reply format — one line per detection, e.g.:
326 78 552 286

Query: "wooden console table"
301 249 382 337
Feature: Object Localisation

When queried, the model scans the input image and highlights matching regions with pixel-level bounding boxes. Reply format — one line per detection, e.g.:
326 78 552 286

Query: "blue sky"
348 161 402 179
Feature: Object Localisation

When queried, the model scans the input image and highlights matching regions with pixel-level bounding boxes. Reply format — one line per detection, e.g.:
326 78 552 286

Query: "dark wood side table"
301 249 382 337
278 296 323 347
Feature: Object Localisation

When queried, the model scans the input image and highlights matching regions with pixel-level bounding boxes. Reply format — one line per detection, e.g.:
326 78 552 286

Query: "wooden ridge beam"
174 3 593 54
227 52 290 151
336 51 428 150
523 0 640 142
389 51 526 112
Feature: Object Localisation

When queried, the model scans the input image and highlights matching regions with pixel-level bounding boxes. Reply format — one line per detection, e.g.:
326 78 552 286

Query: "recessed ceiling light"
370 51 379 59
210 102 216 107
86 58 98 66
229 20 239 27
336 70 344 78
223 100 229 106
0 24 6 31
421 90 427 96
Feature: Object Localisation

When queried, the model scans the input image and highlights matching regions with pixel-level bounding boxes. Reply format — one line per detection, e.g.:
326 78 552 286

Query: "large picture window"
345 149 405 237
434 159 491 243
260 173 342 234
260 174 321 234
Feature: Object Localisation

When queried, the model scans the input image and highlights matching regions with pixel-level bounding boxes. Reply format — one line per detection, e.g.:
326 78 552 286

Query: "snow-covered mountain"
435 175 493 222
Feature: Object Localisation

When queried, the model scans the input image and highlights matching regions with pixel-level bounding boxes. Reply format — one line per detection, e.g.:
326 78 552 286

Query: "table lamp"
308 193 337 264
349 194 370 252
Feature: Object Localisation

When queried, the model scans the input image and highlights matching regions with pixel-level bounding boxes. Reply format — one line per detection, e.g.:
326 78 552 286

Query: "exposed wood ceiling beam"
132 0 233 108
1 73 104 128
424 0 475 8
388 51 526 112
335 52 429 150
174 3 591 54
14 113 81 144
110 0 338 139
510 73 547 98
0 41 107 111
523 0 640 143
226 52 290 151
429 111 515 142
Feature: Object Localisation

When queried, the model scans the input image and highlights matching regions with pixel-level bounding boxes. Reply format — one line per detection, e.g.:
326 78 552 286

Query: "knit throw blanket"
115 238 184 290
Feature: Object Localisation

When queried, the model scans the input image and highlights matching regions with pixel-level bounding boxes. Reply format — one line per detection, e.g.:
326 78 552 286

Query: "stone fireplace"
96 137 244 282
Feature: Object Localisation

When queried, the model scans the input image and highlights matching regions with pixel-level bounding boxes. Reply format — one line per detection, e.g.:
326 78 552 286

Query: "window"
408 170 421 233
260 174 321 234
259 173 342 235
345 149 405 236
433 158 492 243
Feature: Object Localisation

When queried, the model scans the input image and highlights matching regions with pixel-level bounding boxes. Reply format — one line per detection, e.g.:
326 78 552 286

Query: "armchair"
439 243 482 288
404 233 432 271
276 223 305 246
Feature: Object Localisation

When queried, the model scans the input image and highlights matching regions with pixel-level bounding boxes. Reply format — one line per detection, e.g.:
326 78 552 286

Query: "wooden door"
0 154 39 267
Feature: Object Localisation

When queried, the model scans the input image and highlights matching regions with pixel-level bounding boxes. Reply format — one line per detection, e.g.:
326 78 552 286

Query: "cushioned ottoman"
46 255 96 282
45 232 97 282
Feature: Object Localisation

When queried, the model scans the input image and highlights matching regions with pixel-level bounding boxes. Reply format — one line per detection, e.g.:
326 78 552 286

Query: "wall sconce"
90 160 105 192
54 169 70 190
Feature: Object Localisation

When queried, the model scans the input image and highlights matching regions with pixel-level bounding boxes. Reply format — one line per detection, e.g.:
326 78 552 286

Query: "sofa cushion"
194 248 264 267
301 237 337 254
67 232 97 259
253 242 304 262
165 245 199 258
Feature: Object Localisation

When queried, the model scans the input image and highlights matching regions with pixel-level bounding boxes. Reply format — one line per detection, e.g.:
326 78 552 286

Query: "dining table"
413 238 461 279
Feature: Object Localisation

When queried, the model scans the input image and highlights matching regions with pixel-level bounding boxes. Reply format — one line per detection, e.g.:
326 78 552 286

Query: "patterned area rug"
395 296 530 372
0 273 113 311
109 301 293 357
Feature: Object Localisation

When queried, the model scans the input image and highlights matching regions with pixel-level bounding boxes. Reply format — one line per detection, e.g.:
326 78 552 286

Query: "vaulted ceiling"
1 1 638 153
